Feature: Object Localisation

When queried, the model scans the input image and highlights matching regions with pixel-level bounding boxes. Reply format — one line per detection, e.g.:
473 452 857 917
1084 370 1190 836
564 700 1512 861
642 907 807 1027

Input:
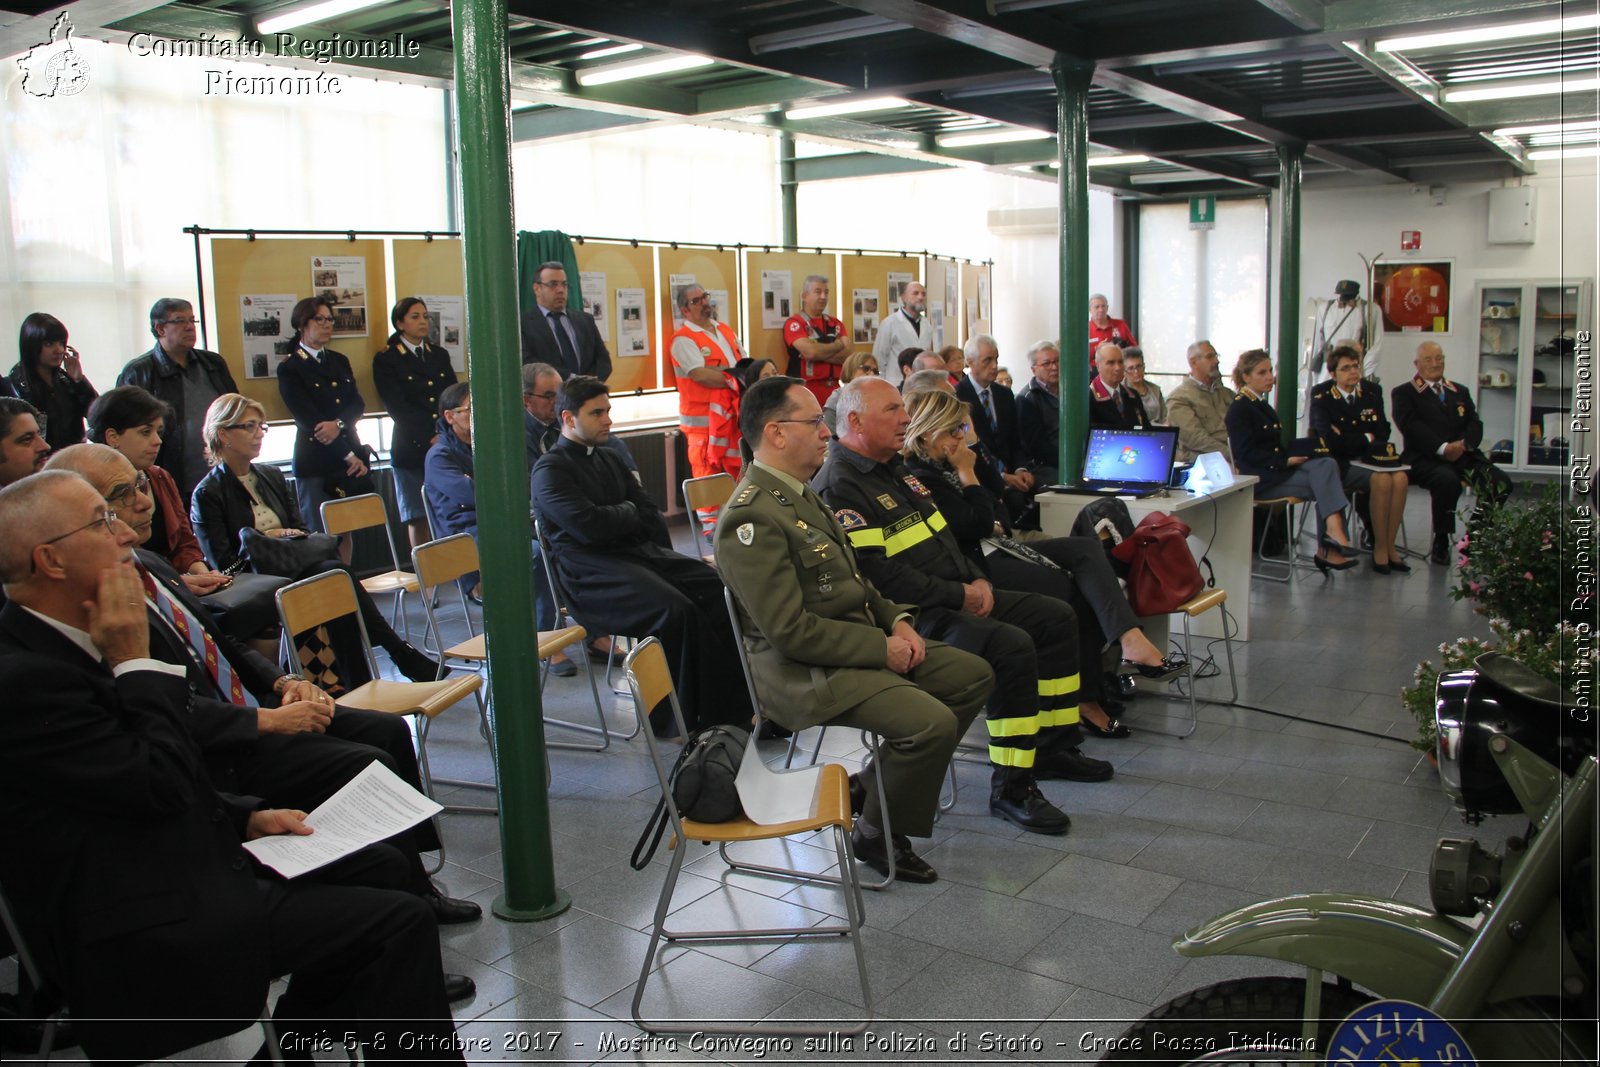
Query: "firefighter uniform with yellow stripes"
812 439 1113 835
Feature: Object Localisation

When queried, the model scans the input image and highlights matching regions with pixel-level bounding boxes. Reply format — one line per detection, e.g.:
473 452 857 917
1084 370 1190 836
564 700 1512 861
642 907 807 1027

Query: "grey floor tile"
918 829 1066 896
1017 914 1188 1002
1246 848 1407 899
1042 773 1159 816
596 948 805 1034
1024 811 1170 864
1138 880 1262 938
1018 853 1183 926
1394 870 1437 910
890 881 1070 964
658 886 832 967
497 913 658 1007
1232 800 1375 857
439 892 581 967
1199 725 1325 768
1324 776 1453 829
565 861 723 931
781 872 952 931
1351 819 1446 872
1126 827 1278 891
875 949 1077 1026
1124 782 1262 835
1028 988 1157 1062
442 946 536 1022
751 924 943 1008
1213 761 1346 807
1311 739 1426 781
1117 746 1243 790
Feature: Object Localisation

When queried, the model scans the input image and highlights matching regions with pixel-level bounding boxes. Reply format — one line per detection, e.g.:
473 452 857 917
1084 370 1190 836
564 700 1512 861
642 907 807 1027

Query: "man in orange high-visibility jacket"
669 284 747 481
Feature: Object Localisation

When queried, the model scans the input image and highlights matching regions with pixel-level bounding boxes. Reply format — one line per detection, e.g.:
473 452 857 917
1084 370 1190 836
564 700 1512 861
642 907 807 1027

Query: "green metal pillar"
780 133 798 248
451 0 570 922
1275 143 1304 442
1053 57 1094 482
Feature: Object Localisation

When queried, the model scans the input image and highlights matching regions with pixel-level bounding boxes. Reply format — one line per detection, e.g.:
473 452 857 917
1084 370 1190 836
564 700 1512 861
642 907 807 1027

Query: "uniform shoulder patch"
902 474 931 497
834 508 867 531
736 522 755 545
727 483 760 509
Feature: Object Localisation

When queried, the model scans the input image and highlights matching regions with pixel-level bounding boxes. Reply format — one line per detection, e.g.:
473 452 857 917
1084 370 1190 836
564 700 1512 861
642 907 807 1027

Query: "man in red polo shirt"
783 274 850 404
1087 293 1137 372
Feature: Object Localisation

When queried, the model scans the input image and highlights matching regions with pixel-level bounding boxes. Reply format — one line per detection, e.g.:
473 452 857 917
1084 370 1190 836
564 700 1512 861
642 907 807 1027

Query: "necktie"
1113 389 1125 414
1346 393 1356 407
548 311 581 373
980 388 994 424
140 568 258 708
540 422 560 455
1436 384 1447 404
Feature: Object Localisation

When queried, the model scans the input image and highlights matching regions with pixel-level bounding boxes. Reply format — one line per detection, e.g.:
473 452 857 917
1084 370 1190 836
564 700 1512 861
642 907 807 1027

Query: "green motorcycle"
1105 652 1596 1063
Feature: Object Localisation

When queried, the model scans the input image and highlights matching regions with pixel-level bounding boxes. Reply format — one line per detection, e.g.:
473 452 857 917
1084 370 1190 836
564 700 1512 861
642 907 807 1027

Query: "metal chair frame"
1135 589 1238 740
319 493 422 640
1252 496 1312 583
681 471 737 550
624 638 871 1036
533 518 641 716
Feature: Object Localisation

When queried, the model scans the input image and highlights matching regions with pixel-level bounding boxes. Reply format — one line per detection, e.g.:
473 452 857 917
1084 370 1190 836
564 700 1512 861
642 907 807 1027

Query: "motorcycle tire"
1099 976 1372 1063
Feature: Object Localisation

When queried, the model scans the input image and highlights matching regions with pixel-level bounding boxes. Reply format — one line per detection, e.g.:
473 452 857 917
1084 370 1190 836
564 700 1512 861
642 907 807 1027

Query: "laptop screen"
1081 427 1180 486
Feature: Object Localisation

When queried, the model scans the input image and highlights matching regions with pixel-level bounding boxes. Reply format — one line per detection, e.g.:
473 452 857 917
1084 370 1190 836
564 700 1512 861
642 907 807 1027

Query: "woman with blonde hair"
189 393 440 682
822 350 880 433
901 389 1184 737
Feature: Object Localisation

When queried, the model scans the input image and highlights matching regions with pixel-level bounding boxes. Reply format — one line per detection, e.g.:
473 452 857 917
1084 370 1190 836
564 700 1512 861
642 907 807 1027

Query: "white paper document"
243 761 443 879
735 735 821 826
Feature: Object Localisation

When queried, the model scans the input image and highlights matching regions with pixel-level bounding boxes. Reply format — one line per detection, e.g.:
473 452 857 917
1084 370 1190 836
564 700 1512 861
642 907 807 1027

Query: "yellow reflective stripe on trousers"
1037 705 1082 728
1038 673 1080 698
847 528 886 550
986 713 1043 738
988 744 1036 768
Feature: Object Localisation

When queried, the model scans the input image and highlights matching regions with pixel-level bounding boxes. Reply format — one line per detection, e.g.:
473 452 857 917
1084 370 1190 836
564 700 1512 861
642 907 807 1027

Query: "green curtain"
516 230 582 315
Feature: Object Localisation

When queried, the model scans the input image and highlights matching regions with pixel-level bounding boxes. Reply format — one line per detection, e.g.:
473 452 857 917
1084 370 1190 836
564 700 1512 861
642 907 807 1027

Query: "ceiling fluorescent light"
1493 120 1600 138
576 53 713 87
1376 13 1600 52
258 0 389 36
1443 77 1600 103
785 97 908 120
1528 146 1600 160
938 128 1052 148
579 43 643 61
1046 155 1156 168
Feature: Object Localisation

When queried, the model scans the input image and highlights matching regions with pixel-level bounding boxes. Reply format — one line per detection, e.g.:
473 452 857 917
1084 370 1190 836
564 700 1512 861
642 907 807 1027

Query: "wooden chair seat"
1253 495 1305 508
678 763 851 844
361 569 421 595
442 625 588 663
334 674 482 718
1177 588 1228 616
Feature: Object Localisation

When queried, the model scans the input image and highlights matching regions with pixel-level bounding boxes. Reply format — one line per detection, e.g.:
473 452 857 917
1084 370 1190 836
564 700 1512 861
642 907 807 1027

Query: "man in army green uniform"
715 377 993 884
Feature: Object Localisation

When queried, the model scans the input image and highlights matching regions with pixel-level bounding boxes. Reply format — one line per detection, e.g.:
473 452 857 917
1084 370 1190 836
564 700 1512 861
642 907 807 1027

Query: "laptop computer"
1047 426 1180 497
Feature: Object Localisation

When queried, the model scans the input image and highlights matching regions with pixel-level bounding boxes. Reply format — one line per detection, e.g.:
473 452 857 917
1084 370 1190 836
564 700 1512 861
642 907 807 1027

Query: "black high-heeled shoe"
1371 558 1392 575
1119 653 1189 680
1321 535 1358 554
1083 716 1132 739
1315 552 1358 575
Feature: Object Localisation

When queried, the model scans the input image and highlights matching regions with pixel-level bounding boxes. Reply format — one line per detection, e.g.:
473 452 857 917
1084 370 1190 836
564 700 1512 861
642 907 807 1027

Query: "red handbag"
1109 511 1204 615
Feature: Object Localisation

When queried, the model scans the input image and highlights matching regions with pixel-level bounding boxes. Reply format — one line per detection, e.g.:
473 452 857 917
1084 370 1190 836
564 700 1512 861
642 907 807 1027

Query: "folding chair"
1140 589 1238 740
320 493 422 638
533 517 639 717
412 533 615 752
681 472 736 557
275 570 493 833
624 639 871 1036
1252 495 1309 583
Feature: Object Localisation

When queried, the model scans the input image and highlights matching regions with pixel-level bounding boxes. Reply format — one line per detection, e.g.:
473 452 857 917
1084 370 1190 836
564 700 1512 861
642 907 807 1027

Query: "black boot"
1430 531 1451 566
989 767 1072 835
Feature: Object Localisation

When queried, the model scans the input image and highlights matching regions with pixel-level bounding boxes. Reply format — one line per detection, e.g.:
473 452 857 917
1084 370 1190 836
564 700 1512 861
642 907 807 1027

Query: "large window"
1137 198 1268 382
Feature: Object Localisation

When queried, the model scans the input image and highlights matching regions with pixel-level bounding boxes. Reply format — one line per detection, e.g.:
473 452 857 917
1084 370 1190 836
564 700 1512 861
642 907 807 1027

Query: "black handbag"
630 724 750 869
239 527 341 579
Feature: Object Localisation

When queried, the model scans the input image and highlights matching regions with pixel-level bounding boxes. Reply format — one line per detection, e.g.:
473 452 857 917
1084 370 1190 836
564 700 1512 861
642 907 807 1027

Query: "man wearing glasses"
1015 340 1063 483
519 261 612 382
116 298 238 501
669 283 746 483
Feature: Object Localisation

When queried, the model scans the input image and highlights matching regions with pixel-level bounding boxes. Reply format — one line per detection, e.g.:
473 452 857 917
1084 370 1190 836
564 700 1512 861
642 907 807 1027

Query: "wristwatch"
273 673 305 696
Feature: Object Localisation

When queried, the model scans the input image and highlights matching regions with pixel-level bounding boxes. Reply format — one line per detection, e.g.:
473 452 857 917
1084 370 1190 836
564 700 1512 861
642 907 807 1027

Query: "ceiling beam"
792 153 951 182
1249 0 1325 32
0 1 170 62
511 107 651 142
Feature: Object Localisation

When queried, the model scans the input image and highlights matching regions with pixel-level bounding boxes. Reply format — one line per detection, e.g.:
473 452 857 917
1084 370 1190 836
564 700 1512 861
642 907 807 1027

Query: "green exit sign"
1190 196 1216 230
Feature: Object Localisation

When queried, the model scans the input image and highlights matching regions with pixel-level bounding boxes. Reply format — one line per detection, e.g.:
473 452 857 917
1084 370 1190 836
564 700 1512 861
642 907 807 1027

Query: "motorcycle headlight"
1435 652 1594 817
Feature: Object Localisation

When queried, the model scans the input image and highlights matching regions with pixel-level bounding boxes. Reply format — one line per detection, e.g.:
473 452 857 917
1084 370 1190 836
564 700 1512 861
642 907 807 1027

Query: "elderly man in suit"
0 470 462 1063
520 261 612 381
1088 343 1152 430
715 376 992 883
1391 341 1512 564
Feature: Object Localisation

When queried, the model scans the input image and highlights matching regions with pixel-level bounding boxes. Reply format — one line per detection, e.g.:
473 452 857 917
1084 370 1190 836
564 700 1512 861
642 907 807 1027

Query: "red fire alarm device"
1401 230 1421 251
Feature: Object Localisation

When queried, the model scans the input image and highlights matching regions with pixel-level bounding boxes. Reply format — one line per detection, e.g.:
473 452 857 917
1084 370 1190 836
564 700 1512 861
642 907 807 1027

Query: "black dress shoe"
1430 533 1451 565
847 772 865 816
754 718 793 741
1082 716 1132 739
444 973 476 1003
425 884 483 925
1120 653 1188 681
1389 557 1412 574
990 782 1072 835
1034 746 1114 782
393 646 443 683
1116 673 1138 699
1100 693 1128 717
1360 528 1375 551
850 827 937 883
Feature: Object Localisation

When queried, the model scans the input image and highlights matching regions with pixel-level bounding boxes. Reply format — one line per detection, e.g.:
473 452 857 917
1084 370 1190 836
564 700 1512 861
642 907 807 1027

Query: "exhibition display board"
961 260 993 342
572 241 660 393
743 250 835 369
391 238 468 372
210 236 389 422
838 254 921 352
658 247 741 386
924 255 962 353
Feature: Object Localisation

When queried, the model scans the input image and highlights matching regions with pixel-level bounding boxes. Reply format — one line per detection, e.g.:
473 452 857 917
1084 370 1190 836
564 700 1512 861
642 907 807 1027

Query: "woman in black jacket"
901 389 1184 738
275 296 370 562
1225 348 1357 574
372 297 458 552
190 393 439 683
10 312 98 448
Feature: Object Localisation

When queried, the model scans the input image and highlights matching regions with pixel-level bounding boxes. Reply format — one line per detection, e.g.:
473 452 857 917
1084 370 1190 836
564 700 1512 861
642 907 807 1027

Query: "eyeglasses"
40 510 119 549
1035 360 1060 369
525 391 558 401
161 317 198 327
775 415 828 430
686 295 710 305
105 471 150 509
225 420 268 434
310 315 335 325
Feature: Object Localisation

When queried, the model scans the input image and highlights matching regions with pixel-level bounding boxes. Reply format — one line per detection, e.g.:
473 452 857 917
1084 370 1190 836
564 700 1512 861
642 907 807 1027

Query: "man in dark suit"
1088 344 1152 430
520 260 612 381
0 470 463 1064
43 444 482 938
956 335 1039 526
1391 341 1512 564
531 376 751 736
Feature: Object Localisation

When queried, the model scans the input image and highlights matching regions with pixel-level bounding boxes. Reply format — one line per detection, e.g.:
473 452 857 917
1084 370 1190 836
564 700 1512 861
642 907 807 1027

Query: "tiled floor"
9 493 1527 1064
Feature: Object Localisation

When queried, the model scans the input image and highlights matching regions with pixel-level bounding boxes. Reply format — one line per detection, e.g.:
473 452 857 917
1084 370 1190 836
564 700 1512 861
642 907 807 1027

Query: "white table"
1037 476 1259 641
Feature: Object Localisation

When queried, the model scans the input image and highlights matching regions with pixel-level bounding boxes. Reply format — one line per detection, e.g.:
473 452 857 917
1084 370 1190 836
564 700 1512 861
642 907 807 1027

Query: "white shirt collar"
20 605 100 663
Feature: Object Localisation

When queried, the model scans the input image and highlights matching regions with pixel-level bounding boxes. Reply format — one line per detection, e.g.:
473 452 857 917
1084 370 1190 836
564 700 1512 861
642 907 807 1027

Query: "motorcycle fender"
1175 893 1475 1002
